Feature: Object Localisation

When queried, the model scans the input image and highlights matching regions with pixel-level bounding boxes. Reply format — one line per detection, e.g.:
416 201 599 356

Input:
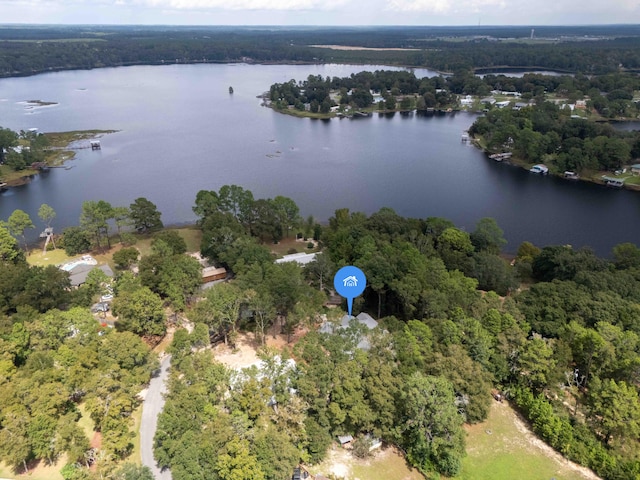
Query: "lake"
0 63 638 255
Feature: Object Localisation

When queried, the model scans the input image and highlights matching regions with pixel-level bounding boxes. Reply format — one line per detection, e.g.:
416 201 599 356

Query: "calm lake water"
0 63 638 255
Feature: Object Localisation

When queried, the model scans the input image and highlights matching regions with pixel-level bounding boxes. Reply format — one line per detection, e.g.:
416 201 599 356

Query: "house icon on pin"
343 275 358 287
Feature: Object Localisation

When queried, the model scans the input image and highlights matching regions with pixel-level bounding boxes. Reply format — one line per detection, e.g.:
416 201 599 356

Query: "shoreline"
472 137 640 192
0 129 117 188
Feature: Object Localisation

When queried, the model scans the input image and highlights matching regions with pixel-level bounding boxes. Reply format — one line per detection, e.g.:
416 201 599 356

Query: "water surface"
0 63 638 255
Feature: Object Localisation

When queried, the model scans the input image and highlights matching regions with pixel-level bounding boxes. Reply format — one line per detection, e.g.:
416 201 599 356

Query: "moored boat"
529 164 549 174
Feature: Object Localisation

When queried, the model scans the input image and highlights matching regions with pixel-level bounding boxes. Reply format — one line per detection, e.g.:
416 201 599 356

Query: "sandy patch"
212 325 308 371
309 44 420 51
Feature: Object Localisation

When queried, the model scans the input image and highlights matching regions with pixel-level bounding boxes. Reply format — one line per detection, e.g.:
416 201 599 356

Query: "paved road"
141 354 173 480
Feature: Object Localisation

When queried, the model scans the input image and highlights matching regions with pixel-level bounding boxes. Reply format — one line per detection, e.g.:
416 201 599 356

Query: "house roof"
319 314 379 351
68 264 114 287
631 164 640 169
275 252 318 265
202 266 226 277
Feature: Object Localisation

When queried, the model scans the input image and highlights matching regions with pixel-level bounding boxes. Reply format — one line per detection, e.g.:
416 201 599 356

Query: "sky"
0 0 639 26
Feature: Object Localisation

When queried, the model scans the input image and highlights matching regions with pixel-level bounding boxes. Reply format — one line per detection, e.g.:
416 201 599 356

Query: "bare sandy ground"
213 326 307 370
309 44 420 51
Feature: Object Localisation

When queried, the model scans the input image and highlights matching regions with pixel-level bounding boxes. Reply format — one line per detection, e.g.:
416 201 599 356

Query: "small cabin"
337 435 353 448
631 164 640 176
202 266 227 283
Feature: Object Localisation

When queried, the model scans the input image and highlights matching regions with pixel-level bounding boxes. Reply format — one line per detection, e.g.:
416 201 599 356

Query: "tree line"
156 187 640 479
268 69 640 116
470 101 640 173
2 25 640 79
4 185 640 479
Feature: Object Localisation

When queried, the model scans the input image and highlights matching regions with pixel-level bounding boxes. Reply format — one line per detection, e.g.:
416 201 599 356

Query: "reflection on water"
0 63 637 255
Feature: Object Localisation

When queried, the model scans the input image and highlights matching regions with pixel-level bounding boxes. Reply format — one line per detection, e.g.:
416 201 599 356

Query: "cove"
0 63 638 255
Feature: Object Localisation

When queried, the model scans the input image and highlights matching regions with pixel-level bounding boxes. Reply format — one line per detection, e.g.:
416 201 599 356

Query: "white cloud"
387 0 506 14
137 0 349 10
385 0 637 19
0 0 638 24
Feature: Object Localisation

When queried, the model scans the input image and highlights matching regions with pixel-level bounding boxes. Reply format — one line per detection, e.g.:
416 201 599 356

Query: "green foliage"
62 226 92 256
0 221 23 263
113 247 140 270
114 463 154 480
470 217 507 255
401 373 465 477
129 197 163 233
112 286 166 336
152 230 187 255
80 200 113 249
7 209 35 251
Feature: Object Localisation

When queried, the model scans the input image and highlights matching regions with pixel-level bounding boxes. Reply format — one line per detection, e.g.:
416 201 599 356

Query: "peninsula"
0 128 117 186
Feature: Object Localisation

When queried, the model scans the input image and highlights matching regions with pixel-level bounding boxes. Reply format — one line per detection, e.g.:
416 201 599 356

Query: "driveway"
140 354 172 480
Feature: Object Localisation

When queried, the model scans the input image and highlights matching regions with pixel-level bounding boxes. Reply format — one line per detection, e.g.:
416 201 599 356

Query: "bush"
113 247 139 270
307 242 314 249
62 226 91 256
351 436 372 459
120 232 137 246
287 248 298 254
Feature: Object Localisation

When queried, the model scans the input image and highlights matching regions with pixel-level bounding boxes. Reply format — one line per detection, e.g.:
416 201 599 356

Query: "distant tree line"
2 25 640 78
269 69 640 115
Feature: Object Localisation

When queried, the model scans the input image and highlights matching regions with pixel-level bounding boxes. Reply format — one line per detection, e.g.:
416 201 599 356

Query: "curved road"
141 354 173 480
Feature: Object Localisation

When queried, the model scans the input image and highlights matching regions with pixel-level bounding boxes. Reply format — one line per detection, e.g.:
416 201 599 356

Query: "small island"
25 99 58 106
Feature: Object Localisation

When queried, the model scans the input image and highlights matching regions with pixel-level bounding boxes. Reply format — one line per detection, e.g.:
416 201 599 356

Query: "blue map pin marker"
334 265 366 317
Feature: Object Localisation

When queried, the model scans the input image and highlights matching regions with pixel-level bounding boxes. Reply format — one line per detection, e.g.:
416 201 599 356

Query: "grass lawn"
0 459 64 480
26 248 71 267
268 236 318 257
173 226 202 253
458 401 597 480
305 401 596 480
76 404 95 440
130 405 143 465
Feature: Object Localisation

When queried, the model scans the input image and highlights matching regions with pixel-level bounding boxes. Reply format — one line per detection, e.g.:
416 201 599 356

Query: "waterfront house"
631 164 640 175
69 264 114 288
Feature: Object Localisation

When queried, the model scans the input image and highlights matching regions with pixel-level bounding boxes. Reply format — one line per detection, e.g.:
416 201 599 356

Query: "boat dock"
602 176 624 188
489 152 512 162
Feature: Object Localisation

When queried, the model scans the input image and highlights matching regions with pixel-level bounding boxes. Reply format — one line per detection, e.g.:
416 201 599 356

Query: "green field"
459 402 596 480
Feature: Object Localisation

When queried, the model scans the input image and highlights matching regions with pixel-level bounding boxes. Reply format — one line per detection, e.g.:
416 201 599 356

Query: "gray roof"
356 312 378 329
319 313 379 351
69 264 114 287
275 252 318 265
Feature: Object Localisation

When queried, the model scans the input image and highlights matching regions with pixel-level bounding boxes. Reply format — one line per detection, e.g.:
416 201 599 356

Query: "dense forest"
268 69 640 117
2 25 640 78
3 183 639 479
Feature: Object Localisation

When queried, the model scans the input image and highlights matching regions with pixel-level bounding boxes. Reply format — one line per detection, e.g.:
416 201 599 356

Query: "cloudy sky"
0 0 638 25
